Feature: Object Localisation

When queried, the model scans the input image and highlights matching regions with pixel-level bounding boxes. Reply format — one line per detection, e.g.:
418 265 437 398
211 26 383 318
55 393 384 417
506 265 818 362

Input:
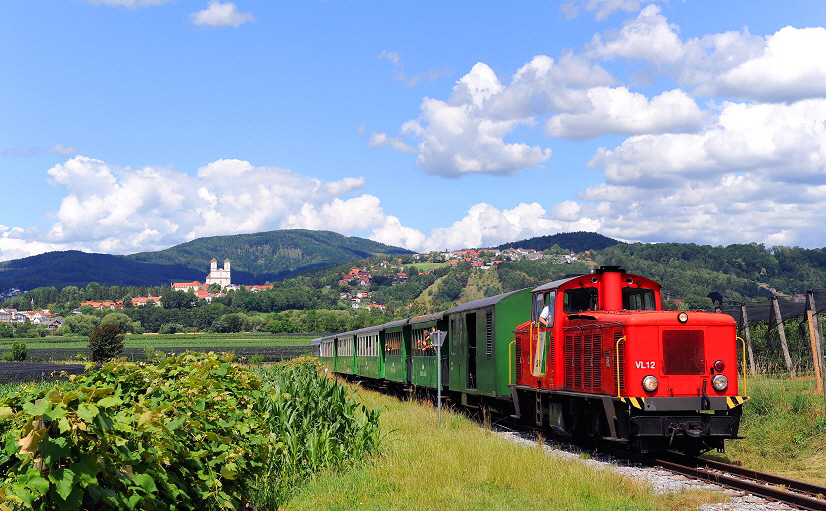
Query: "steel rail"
633 451 826 511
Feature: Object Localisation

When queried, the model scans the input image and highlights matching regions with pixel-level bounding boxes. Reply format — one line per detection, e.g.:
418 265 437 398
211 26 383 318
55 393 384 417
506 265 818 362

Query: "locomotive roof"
531 275 583 293
444 288 528 315
310 337 322 346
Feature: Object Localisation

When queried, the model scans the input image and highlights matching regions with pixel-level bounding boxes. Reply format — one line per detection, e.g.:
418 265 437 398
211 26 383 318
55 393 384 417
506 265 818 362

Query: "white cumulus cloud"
190 1 254 28
546 87 709 139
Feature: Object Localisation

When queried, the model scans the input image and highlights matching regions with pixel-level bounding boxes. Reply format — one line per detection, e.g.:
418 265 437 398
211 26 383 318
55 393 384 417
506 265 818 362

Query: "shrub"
10 341 26 362
0 352 270 510
158 323 184 335
87 323 124 362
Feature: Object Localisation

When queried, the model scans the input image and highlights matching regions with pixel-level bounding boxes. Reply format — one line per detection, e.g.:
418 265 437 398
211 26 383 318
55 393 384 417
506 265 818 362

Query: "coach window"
564 287 598 313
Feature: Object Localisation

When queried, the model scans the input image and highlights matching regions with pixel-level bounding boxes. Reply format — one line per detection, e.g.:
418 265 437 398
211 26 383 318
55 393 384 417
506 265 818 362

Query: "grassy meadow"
712 375 826 485
283 386 727 511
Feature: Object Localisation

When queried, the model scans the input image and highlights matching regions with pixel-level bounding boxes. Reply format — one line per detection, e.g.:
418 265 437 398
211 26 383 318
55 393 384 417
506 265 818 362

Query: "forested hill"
0 230 412 291
493 231 622 252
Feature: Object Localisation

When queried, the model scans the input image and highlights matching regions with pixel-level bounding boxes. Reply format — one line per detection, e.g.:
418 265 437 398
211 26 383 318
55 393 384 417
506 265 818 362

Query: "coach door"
466 312 477 390
449 315 464 391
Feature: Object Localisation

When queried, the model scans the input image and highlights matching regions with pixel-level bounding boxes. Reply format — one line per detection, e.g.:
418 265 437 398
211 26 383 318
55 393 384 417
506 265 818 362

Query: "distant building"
132 297 161 307
172 281 203 292
205 258 231 289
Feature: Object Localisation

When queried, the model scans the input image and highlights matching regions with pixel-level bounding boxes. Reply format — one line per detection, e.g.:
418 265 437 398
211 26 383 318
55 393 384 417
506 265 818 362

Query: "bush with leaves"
0 352 271 510
87 323 124 362
10 341 26 362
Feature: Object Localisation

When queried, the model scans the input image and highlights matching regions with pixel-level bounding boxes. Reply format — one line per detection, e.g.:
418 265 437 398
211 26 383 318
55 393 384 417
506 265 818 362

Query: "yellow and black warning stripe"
726 395 748 408
620 396 644 409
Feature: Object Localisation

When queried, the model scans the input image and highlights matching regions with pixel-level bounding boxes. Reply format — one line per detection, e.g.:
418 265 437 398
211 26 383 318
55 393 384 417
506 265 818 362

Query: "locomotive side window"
564 288 598 313
622 288 655 310
534 292 555 327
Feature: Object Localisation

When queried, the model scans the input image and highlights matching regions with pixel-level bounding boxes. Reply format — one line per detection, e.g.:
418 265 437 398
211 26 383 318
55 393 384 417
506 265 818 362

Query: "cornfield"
251 361 383 509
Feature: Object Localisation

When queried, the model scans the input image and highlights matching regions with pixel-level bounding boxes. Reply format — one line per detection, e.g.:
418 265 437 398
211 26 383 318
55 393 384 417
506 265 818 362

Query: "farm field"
0 333 316 361
284 385 725 511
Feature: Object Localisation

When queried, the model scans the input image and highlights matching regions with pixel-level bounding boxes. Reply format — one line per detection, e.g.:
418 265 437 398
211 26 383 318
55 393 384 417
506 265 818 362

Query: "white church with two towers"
205 258 231 289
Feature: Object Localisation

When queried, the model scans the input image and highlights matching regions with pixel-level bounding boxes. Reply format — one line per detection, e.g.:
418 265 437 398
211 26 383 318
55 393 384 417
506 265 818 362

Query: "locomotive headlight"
712 374 728 391
642 375 658 392
677 311 689 324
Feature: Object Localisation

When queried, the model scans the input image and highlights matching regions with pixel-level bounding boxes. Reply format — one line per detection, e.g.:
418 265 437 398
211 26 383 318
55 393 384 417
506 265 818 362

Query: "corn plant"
251 361 382 509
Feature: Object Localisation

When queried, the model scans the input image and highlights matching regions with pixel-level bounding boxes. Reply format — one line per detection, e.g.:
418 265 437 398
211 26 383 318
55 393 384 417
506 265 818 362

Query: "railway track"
486 412 826 510
603 447 826 511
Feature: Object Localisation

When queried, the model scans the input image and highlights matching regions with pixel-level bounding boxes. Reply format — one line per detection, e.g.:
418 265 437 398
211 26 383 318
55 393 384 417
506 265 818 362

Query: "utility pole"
808 291 826 401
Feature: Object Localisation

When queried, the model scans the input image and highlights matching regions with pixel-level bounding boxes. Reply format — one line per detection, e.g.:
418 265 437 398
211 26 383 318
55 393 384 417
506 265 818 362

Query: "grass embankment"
714 376 826 485
284 388 725 511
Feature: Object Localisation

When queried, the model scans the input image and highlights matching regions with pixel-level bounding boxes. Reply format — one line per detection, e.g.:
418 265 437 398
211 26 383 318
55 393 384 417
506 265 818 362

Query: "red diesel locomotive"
511 266 747 454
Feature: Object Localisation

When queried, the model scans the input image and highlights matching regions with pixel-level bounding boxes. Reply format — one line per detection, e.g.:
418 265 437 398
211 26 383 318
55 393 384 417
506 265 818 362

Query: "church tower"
205 258 231 289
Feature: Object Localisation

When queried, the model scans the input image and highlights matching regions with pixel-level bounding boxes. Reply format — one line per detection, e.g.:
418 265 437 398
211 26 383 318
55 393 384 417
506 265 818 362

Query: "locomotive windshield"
622 288 656 310
563 287 598 313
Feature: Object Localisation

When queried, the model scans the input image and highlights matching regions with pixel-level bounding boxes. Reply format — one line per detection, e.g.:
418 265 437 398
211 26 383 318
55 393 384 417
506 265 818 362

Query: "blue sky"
2 0 826 260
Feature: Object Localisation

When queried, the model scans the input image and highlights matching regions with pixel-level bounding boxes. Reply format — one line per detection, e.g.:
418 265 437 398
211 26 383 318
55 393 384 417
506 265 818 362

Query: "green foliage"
0 324 14 340
87 323 124 362
723 377 826 483
493 231 621 253
11 341 27 362
0 342 27 362
0 352 271 510
158 323 184 335
251 361 382 508
61 314 100 337
100 312 134 333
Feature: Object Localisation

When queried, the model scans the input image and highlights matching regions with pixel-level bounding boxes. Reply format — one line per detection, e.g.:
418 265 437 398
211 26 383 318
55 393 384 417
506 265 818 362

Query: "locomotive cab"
512 266 748 454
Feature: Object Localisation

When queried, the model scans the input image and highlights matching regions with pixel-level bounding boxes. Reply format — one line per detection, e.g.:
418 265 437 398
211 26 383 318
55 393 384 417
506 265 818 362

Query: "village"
0 247 591 329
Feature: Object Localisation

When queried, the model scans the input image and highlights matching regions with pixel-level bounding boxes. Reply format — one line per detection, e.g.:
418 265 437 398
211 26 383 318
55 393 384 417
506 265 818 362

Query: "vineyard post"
805 291 823 393
741 305 757 375
808 290 826 401
772 296 795 379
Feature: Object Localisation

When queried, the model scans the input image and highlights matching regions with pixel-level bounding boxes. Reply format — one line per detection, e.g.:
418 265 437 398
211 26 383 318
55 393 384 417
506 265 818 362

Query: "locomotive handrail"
615 336 626 397
509 339 516 384
737 336 748 396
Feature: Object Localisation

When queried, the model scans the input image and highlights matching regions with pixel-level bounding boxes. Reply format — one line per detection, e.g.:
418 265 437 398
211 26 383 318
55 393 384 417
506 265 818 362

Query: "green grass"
283 387 727 511
712 376 826 485
410 262 449 272
0 333 314 350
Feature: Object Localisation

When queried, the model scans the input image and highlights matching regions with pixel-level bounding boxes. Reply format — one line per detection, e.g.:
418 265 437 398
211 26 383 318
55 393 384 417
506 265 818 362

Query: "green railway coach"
355 325 385 379
317 335 336 373
446 289 531 399
409 312 449 389
382 318 410 383
335 333 356 375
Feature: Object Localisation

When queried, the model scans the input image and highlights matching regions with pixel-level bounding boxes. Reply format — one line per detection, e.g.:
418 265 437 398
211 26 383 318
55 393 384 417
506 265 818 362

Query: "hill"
0 230 412 291
493 231 622 253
